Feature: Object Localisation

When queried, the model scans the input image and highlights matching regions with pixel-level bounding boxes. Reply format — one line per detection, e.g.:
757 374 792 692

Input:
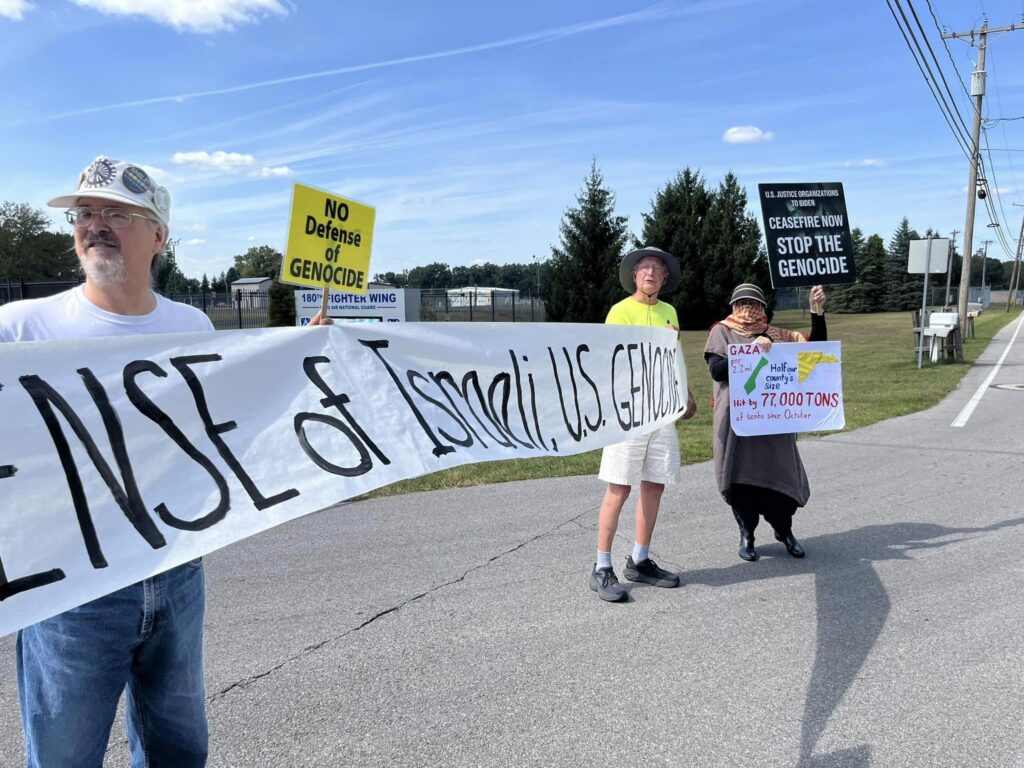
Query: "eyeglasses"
635 265 668 275
65 207 157 230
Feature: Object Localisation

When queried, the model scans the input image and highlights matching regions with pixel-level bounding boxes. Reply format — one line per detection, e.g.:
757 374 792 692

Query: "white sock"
597 551 613 570
632 543 650 563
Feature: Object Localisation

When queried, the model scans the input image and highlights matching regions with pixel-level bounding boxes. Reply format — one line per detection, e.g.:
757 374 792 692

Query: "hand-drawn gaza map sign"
0 322 686 636
726 341 844 436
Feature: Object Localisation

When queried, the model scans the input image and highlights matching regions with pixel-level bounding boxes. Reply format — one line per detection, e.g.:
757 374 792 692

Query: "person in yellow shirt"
590 247 697 602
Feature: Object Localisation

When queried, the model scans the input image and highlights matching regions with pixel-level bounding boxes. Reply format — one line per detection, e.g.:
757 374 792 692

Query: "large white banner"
0 323 685 636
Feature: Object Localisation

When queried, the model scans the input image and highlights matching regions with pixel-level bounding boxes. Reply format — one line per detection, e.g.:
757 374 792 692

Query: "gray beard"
79 249 128 286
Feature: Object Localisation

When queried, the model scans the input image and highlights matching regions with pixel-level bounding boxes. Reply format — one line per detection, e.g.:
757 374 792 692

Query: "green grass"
367 306 1021 497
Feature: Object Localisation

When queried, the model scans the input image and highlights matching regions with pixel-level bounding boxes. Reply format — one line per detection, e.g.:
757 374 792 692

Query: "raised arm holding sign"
758 182 857 288
281 183 376 324
703 283 840 564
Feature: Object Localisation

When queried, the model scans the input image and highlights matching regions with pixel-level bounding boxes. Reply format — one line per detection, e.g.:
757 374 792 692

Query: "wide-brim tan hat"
48 156 171 225
619 246 681 295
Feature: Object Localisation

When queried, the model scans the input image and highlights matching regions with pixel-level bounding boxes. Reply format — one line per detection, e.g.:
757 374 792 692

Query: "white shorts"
598 423 681 487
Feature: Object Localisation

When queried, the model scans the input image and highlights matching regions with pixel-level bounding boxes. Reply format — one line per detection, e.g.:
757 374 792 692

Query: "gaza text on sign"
726 341 844 436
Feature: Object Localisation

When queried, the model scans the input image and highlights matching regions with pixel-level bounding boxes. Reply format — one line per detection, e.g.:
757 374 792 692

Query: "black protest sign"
758 182 857 287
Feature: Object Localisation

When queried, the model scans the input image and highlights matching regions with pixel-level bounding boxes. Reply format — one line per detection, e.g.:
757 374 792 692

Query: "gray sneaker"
589 565 628 602
624 556 681 588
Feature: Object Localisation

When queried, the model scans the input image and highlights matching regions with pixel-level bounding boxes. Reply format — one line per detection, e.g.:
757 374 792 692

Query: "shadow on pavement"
684 516 1024 767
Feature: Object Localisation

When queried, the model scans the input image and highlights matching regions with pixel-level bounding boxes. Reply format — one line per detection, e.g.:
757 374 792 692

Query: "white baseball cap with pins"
48 156 171 225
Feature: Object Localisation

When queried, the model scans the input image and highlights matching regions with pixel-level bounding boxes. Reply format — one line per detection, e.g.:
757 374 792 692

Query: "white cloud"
260 165 293 178
172 150 255 171
722 125 774 144
177 221 206 232
845 158 884 168
184 237 206 245
0 0 33 21
248 235 257 241
139 164 172 182
71 0 287 34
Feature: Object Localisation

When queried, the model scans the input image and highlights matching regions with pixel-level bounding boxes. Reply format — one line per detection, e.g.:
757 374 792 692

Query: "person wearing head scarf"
703 283 827 561
589 247 697 602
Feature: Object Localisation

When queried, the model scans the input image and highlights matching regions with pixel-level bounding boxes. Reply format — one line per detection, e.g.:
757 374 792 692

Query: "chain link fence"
1 281 548 328
418 289 546 322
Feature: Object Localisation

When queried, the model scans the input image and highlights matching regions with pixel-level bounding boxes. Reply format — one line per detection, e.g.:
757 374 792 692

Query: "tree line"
2 174 1011 325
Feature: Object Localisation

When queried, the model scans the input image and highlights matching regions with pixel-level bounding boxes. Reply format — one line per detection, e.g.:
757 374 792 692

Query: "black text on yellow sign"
281 182 376 294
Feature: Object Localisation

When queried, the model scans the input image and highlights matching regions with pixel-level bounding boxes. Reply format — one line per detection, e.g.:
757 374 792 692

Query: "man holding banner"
0 156 217 767
703 283 828 563
590 247 696 602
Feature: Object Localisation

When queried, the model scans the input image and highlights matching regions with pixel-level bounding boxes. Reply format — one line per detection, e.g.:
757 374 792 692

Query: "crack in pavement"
205 506 597 704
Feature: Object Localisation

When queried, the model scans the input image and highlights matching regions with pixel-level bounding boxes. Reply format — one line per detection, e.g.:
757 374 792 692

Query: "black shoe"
775 531 805 558
739 535 759 562
589 565 628 602
624 556 680 588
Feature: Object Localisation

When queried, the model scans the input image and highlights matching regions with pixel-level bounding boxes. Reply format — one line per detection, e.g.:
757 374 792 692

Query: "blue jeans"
17 561 208 768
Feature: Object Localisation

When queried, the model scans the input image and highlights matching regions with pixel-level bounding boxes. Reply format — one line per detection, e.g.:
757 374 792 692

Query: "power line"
925 0 971 99
984 43 1021 203
885 0 973 158
888 6 1022 258
906 0 973 137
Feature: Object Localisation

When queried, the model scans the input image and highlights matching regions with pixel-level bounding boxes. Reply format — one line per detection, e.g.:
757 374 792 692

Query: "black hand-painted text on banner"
758 182 857 288
0 323 686 637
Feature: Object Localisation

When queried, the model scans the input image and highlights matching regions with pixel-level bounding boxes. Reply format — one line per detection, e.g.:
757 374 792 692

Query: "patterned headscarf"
720 302 805 343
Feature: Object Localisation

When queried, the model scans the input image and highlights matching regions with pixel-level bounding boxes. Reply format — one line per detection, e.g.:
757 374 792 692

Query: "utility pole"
945 229 959 306
1008 204 1024 311
943 18 1024 332
980 239 993 305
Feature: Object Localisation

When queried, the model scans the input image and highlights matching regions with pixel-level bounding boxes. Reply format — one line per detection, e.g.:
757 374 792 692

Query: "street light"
982 222 1000 306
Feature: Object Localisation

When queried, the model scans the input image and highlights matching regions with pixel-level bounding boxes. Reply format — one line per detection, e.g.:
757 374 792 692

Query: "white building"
230 277 272 308
445 286 518 307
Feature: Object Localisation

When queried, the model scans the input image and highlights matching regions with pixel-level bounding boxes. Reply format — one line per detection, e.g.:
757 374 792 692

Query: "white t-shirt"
0 286 215 342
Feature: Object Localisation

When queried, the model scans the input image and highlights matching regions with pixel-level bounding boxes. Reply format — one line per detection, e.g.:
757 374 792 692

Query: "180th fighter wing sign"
0 323 686 636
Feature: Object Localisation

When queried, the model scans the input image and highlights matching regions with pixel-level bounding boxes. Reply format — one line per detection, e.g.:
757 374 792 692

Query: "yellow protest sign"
281 182 376 295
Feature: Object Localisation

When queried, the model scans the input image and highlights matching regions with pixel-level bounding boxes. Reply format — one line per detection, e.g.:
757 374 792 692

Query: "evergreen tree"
637 169 766 329
860 234 887 311
544 162 628 322
883 218 923 311
826 228 888 313
200 273 210 292
153 247 189 295
267 280 296 326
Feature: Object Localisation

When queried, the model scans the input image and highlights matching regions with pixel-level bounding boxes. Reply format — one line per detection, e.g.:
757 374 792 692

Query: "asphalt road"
2 317 1023 767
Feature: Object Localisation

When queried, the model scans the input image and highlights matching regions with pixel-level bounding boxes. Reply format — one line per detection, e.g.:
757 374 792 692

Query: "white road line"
951 312 1024 428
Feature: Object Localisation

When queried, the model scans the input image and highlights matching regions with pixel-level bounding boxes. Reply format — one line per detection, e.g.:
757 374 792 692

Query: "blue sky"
2 0 1023 281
